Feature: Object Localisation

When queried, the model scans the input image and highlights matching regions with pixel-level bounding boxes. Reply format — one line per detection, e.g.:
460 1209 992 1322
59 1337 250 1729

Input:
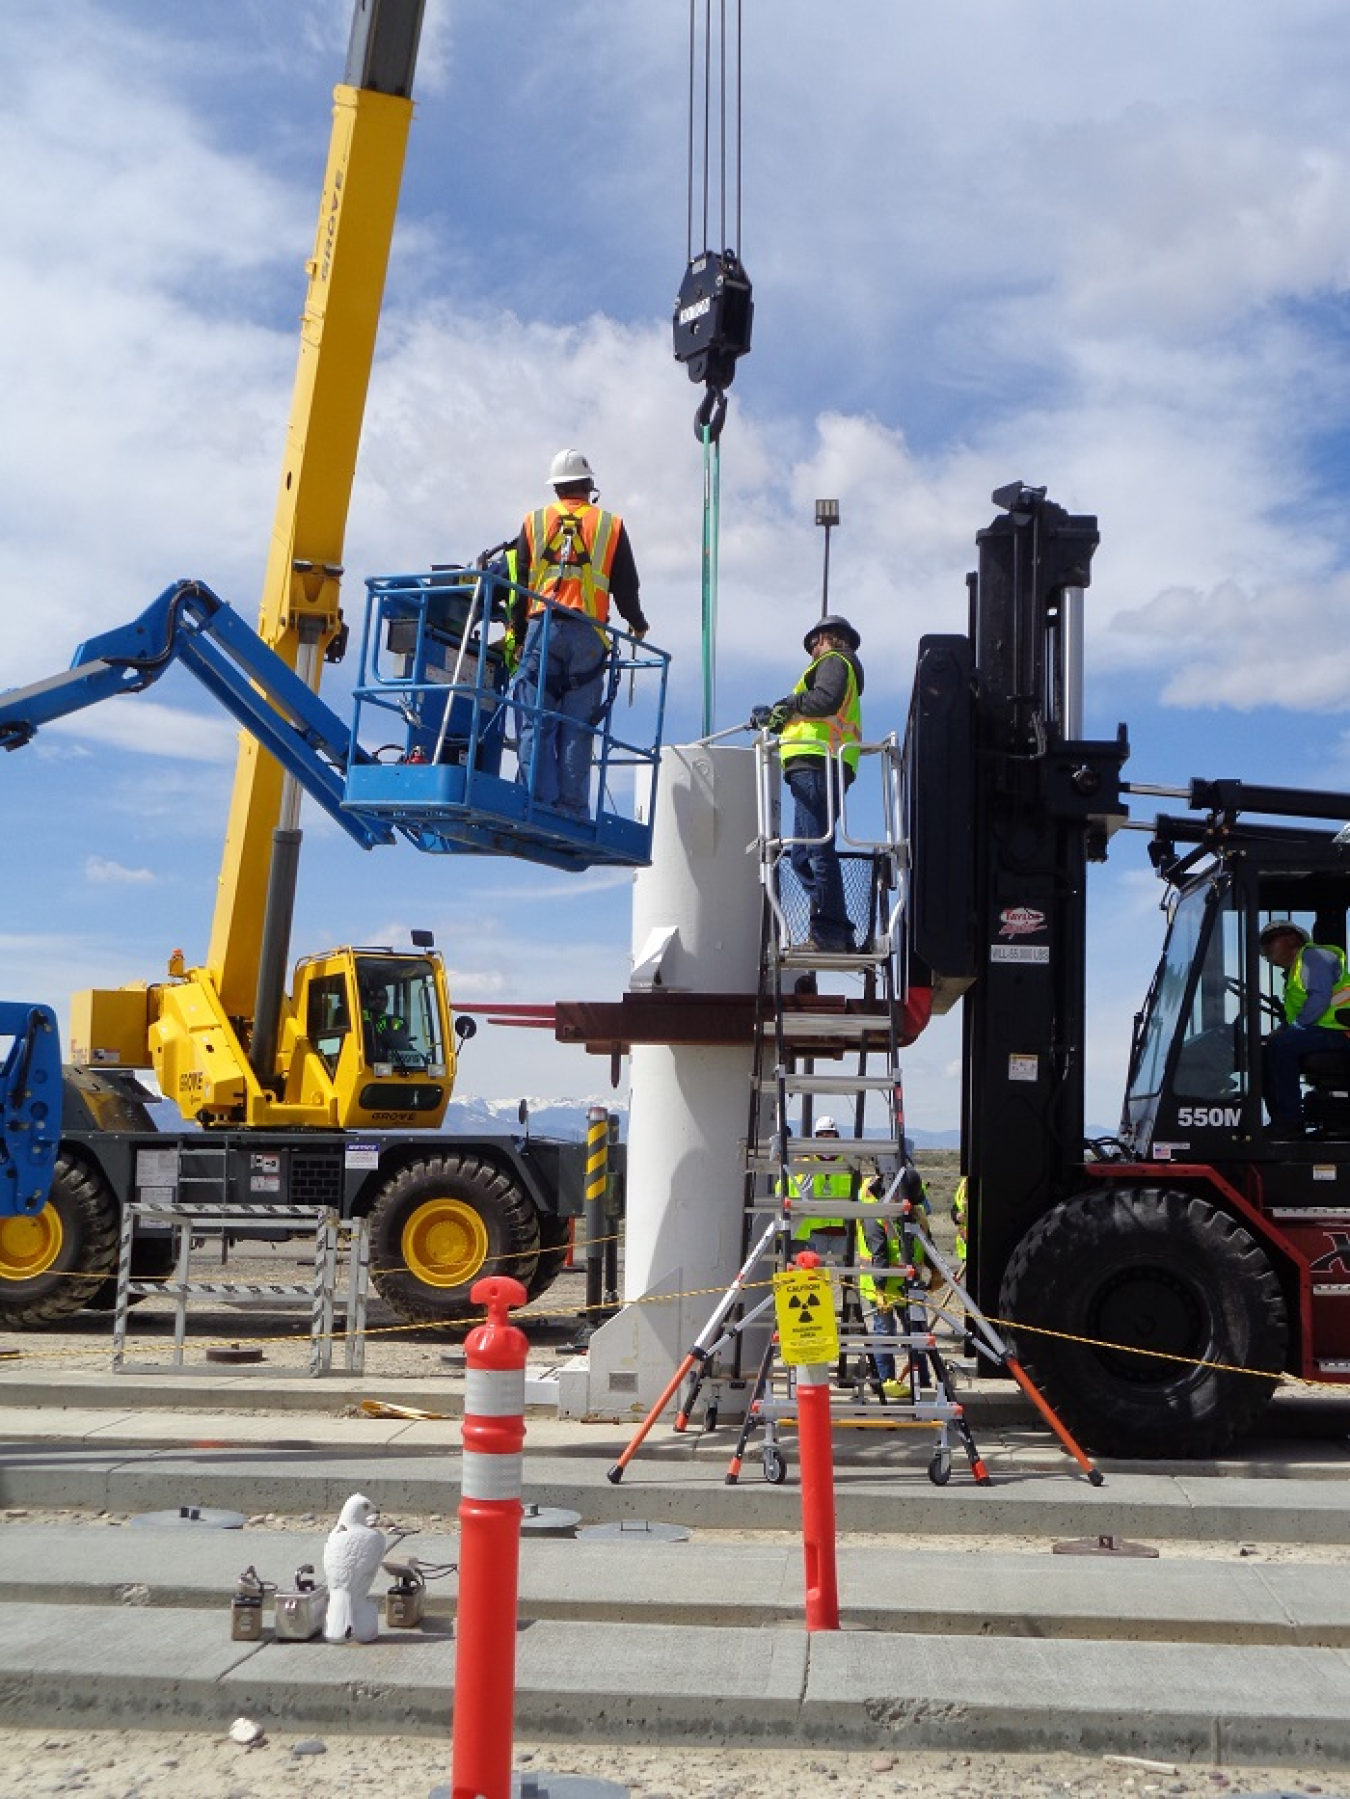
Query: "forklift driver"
1259 920 1350 1138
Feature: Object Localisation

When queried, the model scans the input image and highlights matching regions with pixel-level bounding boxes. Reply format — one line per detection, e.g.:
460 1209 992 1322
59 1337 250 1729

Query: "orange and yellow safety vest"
524 502 622 625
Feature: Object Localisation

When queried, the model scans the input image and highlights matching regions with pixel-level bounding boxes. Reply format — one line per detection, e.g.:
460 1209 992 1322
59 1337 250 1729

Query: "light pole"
815 498 840 618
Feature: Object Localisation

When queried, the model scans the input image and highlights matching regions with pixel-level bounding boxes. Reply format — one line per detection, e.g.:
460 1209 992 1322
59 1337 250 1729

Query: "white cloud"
85 857 155 886
40 703 239 764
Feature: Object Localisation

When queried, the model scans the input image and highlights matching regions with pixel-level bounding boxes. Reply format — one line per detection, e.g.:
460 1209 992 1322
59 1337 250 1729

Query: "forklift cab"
1121 841 1350 1161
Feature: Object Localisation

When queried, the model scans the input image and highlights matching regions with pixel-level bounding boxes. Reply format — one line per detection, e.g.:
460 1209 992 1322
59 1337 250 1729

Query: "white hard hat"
816 1115 839 1135
548 448 596 489
1259 919 1309 947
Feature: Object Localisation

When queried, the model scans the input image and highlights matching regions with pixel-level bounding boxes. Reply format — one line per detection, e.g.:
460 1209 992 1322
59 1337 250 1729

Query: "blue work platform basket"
343 568 670 872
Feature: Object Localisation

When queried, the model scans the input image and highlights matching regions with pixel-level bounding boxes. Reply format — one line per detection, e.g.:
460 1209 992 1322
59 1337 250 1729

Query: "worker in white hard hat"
511 450 648 819
782 1115 853 1266
751 615 864 953
1259 918 1350 1137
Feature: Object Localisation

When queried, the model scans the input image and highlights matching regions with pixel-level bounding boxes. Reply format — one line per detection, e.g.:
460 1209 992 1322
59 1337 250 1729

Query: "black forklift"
903 483 1350 1457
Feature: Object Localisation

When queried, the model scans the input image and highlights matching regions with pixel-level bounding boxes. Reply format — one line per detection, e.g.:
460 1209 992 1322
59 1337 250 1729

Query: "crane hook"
694 385 728 444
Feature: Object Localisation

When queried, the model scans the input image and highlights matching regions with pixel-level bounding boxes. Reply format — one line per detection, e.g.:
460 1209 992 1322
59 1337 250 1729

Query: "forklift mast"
903 483 1129 1310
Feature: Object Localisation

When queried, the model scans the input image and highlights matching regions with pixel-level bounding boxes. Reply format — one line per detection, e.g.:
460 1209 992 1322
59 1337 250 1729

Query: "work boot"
881 1378 911 1401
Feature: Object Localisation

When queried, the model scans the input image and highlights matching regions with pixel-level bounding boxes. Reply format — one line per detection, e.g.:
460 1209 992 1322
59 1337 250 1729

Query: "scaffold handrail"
344 567 671 871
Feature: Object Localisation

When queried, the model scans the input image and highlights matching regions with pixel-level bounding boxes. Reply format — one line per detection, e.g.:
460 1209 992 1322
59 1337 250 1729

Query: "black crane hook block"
673 249 753 442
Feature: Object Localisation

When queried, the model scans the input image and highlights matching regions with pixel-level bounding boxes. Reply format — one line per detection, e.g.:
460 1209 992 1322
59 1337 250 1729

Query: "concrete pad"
509 1620 808 1742
839 1552 1302 1645
0 1603 263 1731
1173 1474 1350 1542
1258 1564 1350 1646
803 1629 1350 1761
4 1525 1350 1654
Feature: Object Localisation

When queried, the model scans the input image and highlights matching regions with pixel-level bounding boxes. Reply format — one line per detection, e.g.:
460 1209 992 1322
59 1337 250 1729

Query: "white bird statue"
323 1493 386 1644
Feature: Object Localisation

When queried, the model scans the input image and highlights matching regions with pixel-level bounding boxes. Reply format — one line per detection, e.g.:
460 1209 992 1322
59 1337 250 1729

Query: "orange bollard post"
450 1275 529 1799
793 1250 839 1632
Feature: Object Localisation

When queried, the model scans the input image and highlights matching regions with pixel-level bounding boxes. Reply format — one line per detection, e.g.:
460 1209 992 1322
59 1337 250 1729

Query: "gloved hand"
749 705 774 730
750 702 792 732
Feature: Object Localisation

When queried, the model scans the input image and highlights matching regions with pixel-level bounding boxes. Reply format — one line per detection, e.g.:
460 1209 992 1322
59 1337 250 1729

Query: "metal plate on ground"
432 1780 630 1799
1052 1533 1158 1558
129 1506 247 1530
520 1504 581 1537
576 1520 690 1544
204 1343 266 1364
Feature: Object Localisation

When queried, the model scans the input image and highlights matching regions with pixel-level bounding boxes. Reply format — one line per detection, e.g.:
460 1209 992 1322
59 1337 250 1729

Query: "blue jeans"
1264 1023 1348 1125
514 612 607 816
785 758 852 948
864 1303 898 1383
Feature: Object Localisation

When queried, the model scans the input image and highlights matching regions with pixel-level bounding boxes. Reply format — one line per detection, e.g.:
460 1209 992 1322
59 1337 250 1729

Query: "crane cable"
678 0 750 736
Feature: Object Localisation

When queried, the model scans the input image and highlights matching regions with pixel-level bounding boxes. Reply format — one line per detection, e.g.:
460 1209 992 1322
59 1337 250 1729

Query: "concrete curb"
5 1439 1350 1541
3 1525 1350 1649
3 1603 1350 1760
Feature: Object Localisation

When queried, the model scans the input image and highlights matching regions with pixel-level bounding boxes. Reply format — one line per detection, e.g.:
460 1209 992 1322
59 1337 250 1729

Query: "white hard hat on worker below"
548 448 596 488
816 1116 839 1135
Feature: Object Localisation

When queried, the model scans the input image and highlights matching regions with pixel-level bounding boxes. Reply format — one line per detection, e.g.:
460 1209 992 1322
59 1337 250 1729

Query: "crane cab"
134 945 455 1130
278 947 456 1130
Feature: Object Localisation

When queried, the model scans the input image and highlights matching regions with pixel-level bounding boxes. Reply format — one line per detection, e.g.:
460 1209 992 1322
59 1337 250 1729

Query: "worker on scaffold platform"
512 449 648 819
752 615 864 953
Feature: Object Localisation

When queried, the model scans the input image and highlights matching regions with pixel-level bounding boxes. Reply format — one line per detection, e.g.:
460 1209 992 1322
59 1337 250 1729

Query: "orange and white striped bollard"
450 1274 528 1799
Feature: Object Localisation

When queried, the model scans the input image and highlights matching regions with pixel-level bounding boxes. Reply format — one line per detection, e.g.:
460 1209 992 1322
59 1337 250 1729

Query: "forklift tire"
1000 1187 1286 1459
524 1212 572 1303
0 1155 120 1327
367 1154 541 1326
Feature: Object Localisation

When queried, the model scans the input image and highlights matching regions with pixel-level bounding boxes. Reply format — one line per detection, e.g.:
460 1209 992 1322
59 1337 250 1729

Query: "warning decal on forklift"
773 1267 839 1365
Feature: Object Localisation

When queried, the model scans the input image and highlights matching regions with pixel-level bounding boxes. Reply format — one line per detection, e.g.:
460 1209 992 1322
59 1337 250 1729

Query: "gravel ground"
0 1727 1342 1799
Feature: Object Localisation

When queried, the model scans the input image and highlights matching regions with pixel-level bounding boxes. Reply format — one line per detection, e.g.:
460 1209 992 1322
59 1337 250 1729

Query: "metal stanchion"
602 1111 621 1308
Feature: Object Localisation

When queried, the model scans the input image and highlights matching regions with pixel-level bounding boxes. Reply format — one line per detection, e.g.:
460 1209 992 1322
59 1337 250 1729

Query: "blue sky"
4 0 1350 1129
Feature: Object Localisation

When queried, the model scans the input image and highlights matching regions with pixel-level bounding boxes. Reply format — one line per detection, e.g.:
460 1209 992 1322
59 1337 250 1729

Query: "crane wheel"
366 1153 541 1326
0 1155 119 1327
999 1186 1287 1459
524 1212 572 1303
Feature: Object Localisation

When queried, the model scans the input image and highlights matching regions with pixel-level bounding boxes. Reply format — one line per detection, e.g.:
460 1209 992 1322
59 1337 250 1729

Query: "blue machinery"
0 1004 61 1217
0 570 671 875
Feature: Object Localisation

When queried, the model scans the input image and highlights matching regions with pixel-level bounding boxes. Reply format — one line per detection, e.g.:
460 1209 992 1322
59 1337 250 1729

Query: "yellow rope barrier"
6 1230 1350 1396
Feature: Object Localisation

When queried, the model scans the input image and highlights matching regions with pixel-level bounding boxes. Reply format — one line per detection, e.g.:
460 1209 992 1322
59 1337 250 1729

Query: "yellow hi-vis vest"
778 650 862 775
524 502 622 624
1284 943 1350 1031
856 1179 906 1306
782 1167 853 1241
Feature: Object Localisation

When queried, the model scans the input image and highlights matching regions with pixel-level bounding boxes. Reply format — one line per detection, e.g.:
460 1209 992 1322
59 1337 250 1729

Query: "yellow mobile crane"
0 1 612 1328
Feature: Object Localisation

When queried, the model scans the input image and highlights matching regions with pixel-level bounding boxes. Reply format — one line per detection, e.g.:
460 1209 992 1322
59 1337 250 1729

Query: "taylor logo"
998 907 1047 938
1311 1233 1350 1276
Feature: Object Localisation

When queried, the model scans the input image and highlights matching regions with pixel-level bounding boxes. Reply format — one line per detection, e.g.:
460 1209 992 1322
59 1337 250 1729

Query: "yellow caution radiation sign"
773 1265 839 1366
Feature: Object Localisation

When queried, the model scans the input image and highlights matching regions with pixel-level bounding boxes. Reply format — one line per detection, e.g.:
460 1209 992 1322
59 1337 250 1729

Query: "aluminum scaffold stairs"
605 734 1104 1492
716 732 994 1485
